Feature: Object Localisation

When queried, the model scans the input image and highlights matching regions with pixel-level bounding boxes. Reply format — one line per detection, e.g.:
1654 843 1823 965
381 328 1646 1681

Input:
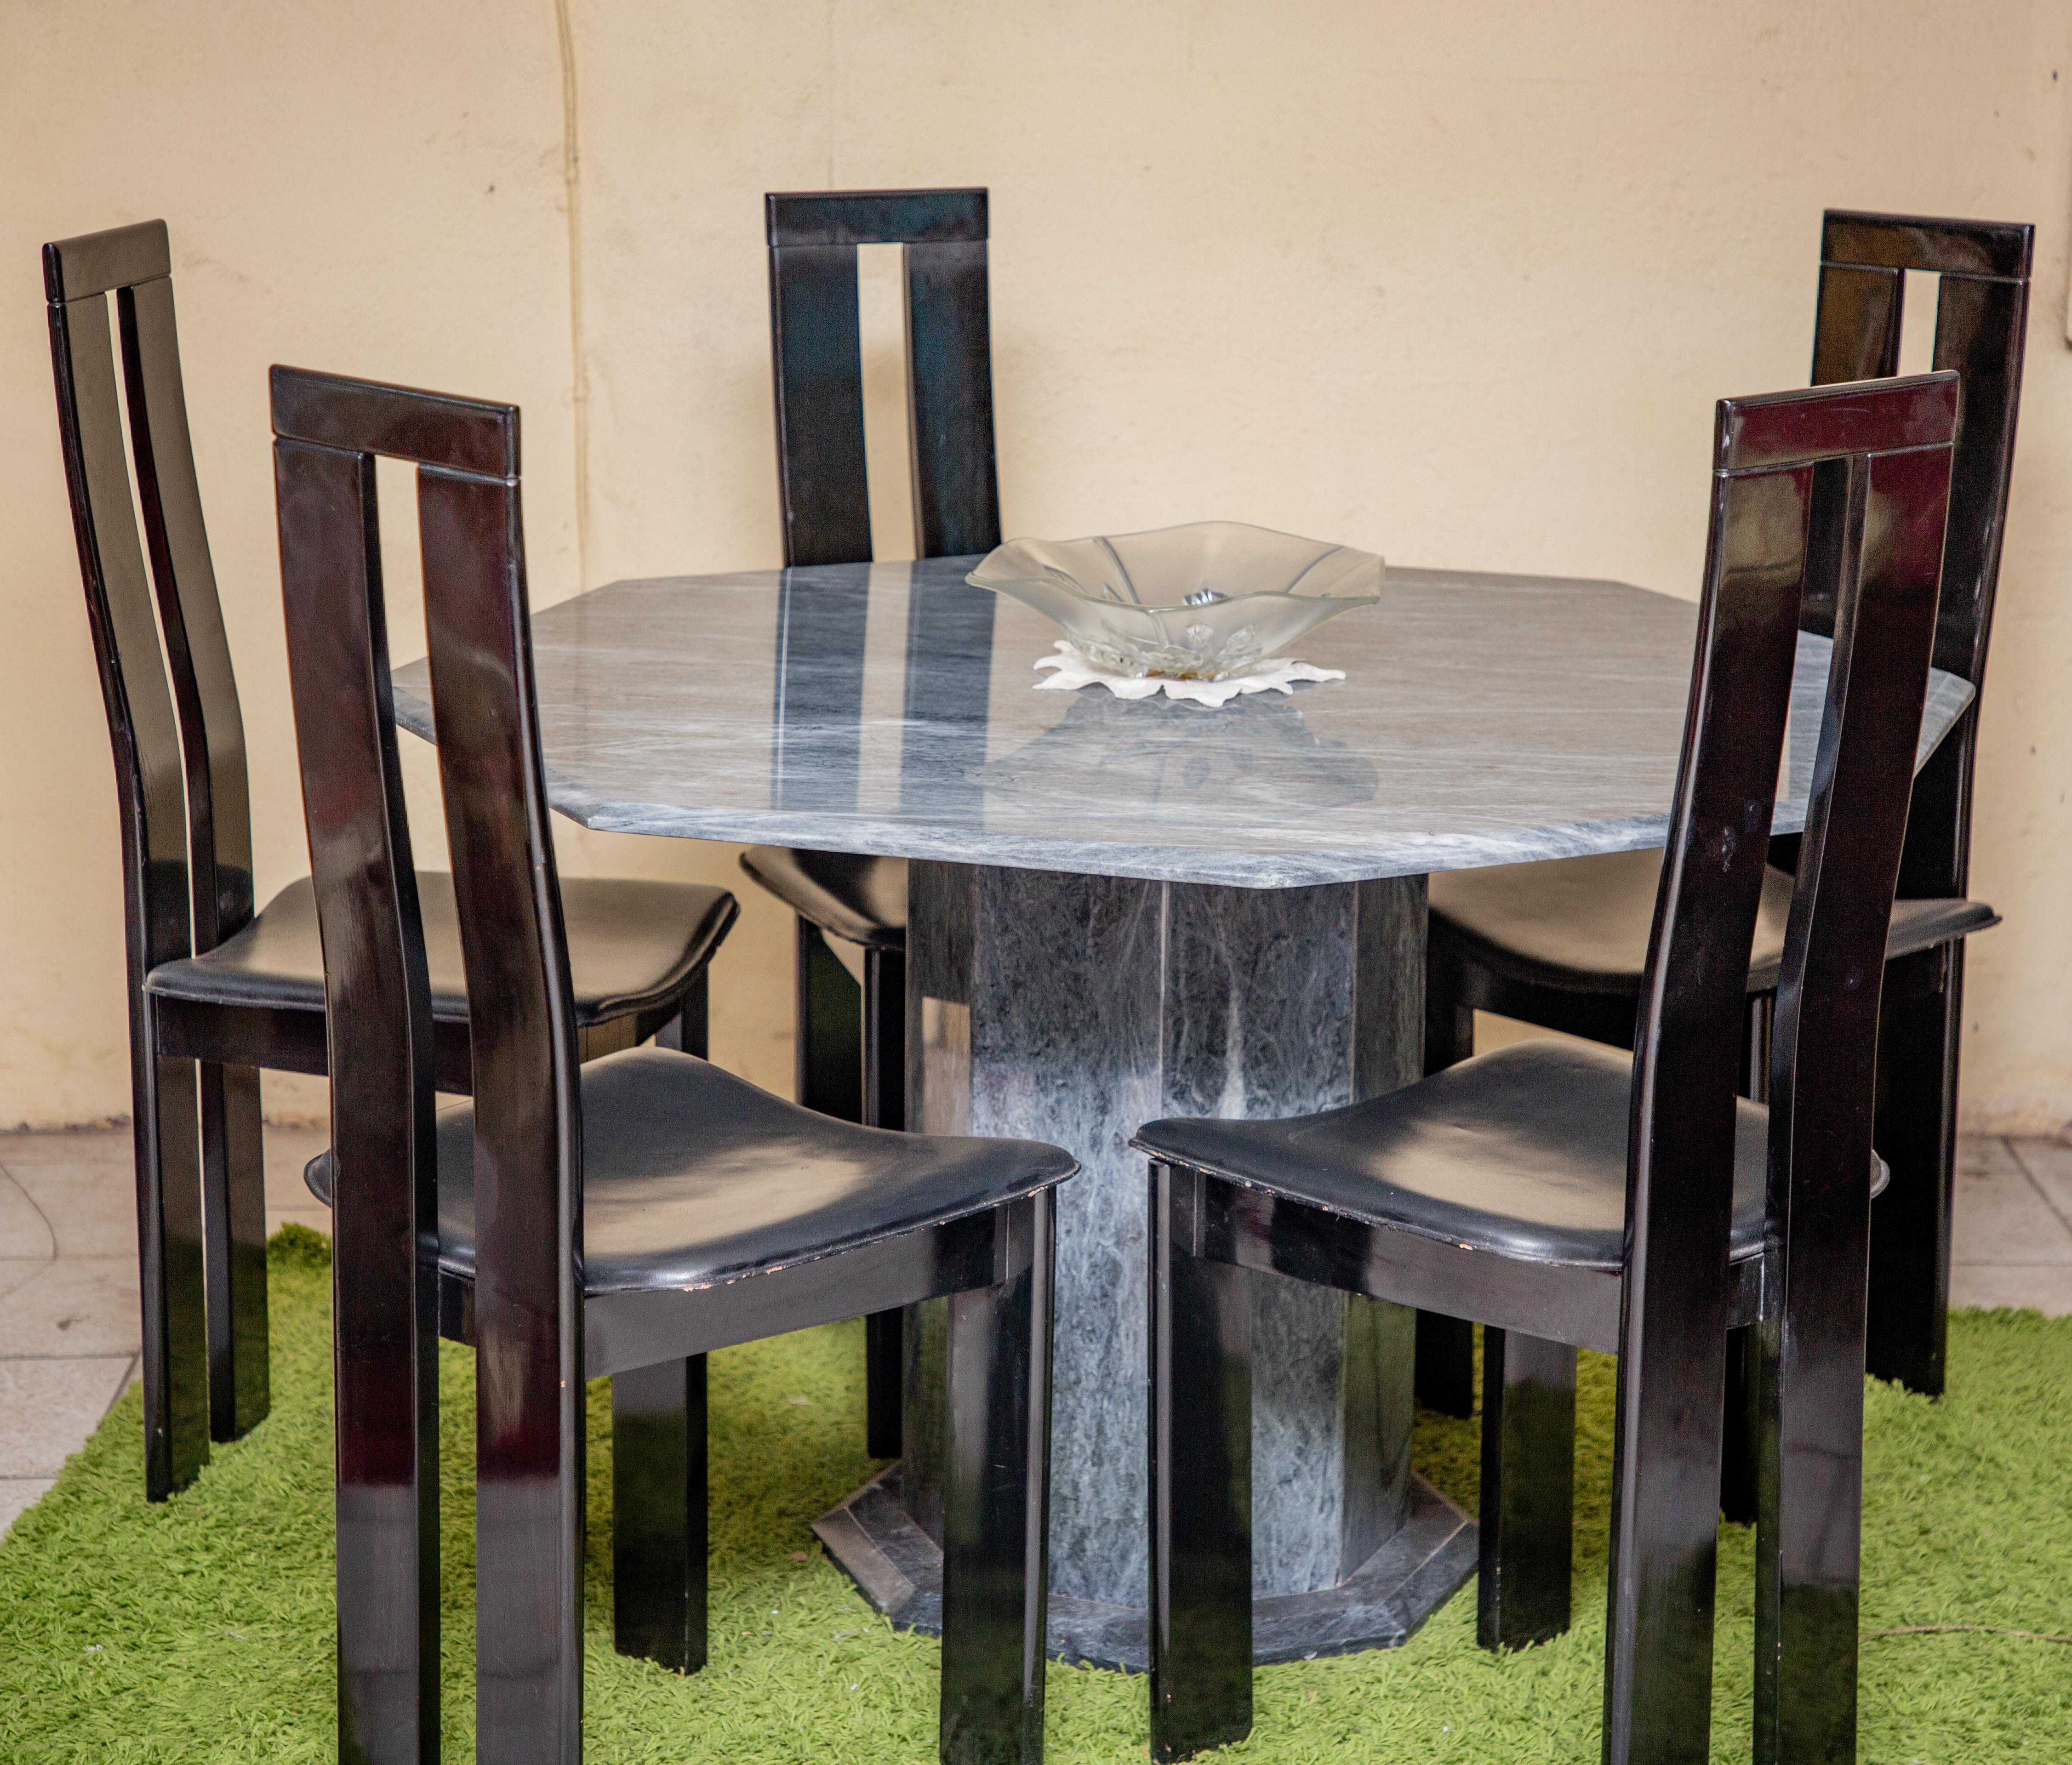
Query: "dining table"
392 553 1974 1670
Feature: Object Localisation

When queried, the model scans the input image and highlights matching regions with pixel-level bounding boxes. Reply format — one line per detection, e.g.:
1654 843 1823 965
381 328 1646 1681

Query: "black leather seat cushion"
144 874 736 1028
1429 850 1998 995
740 848 906 950
306 1047 1073 1293
1136 1039 1880 1272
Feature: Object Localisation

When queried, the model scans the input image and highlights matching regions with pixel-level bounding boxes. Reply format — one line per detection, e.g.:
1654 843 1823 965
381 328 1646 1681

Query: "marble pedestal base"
813 1463 1474 1671
812 861 1473 1662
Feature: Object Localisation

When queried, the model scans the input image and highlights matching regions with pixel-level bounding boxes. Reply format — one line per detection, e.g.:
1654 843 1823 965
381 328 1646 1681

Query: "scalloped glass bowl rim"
965 522 1384 682
965 522 1385 617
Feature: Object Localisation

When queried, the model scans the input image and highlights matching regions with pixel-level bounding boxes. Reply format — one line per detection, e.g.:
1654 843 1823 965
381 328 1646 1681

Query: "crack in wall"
554 0 589 588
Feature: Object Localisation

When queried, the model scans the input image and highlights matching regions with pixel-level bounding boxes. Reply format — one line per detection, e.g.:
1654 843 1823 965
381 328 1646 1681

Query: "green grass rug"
3 1229 2070 1763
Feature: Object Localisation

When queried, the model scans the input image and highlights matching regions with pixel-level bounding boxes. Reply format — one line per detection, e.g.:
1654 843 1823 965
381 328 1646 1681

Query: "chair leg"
136 1030 210 1501
1716 993 1773 1525
863 945 908 1457
655 969 710 1059
1864 945 1959 1396
863 946 906 1131
1601 1309 1729 1765
1415 1314 1476 1420
203 1061 270 1441
796 916 864 1122
1148 1164 1252 1765
1416 968 1477 1418
1720 1327 1760 1526
941 1189 1054 1765
332 1105 440 1764
1753 1242 1870 1761
865 1310 905 1460
475 1262 583 1760
613 1356 708 1674
1477 1328 1575 1650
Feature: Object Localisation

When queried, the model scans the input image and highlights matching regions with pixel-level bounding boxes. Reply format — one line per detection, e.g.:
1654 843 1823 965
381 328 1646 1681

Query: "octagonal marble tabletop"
392 554 1973 885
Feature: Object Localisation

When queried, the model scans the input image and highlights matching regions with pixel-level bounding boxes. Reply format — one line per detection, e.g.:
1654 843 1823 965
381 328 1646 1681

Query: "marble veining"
901 864 1429 1609
388 556 1975 889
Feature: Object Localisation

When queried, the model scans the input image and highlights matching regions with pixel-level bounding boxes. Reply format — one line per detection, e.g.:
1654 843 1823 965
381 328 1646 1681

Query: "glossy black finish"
1147 1163 1252 1763
864 944 908 1455
1478 1329 1575 1650
300 1045 1071 1295
793 913 868 1120
941 1189 1055 1765
742 846 908 949
275 421 441 1765
766 187 999 567
46 220 238 1495
1414 1006 1477 1420
43 220 733 1500
612 1356 707 1674
273 366 1071 1765
1138 374 1957 1763
1752 436 1955 1765
1421 211 2031 1416
753 186 1005 1457
150 871 736 1028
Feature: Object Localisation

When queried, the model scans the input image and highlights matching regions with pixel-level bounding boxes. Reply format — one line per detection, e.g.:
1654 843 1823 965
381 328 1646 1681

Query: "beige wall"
3 0 2069 1131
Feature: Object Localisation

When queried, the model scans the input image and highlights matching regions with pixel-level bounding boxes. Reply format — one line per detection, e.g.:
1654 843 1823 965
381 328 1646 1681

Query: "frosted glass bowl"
966 521 1384 681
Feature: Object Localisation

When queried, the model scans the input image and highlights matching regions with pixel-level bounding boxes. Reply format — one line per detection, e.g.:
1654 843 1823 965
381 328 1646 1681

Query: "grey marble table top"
391 556 1974 890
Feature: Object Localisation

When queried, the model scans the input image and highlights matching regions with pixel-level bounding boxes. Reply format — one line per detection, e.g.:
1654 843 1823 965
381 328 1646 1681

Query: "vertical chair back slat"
1754 428 1954 1759
120 273 256 949
273 427 442 1762
416 453 586 1760
1605 371 1958 1762
272 365 584 1763
768 240 872 565
1606 450 1811 1763
46 269 193 986
904 235 1000 558
767 187 1000 566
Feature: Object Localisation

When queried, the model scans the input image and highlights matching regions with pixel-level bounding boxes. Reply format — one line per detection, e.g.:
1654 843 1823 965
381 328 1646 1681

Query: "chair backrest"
1806 210 2031 897
1808 211 2029 683
270 367 582 1754
766 187 1000 566
1605 371 1957 1750
45 220 255 974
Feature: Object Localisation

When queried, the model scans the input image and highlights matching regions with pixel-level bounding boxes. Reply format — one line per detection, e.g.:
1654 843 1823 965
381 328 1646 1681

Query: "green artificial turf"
3 1227 2071 1763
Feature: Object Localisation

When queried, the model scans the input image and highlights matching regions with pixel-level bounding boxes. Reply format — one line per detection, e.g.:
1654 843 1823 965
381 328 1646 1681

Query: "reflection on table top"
391 556 1975 890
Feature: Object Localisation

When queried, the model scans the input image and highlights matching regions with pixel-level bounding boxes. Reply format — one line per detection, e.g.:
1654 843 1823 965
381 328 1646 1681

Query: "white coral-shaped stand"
1033 640 1344 708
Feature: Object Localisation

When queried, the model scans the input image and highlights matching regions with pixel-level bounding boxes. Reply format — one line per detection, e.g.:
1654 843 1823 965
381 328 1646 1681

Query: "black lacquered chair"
1418 211 2032 1424
1137 374 1957 1764
272 365 1070 1765
739 185 1002 1458
43 219 740 1503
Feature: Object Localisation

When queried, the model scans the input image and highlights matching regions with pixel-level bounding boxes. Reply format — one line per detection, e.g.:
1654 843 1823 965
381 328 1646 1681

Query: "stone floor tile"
0 1358 135 1476
1949 1263 2072 1317
0 1258 140 1357
0 1170 54 1261
0 1478 58 1538
0 1260 51 1304
0 1127 132 1167
1955 1134 2025 1176
2008 1139 2072 1230
6 1161 136 1258
1949 1160 2072 1265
